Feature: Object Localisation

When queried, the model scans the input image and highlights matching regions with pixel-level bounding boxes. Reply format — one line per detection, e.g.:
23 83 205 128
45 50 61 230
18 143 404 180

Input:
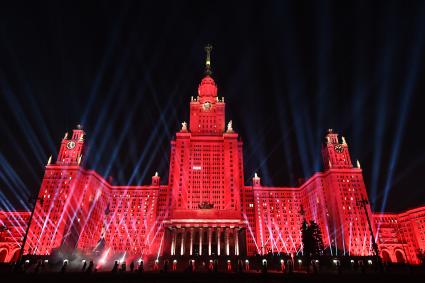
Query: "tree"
309 221 324 257
417 249 425 265
301 219 313 258
301 220 324 258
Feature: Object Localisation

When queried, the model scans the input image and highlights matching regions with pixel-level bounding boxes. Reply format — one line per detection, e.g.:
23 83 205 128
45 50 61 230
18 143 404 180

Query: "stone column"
170 228 176 255
190 228 194 255
217 228 221 256
225 228 230 256
208 228 212 256
234 227 239 255
180 228 185 256
199 227 203 256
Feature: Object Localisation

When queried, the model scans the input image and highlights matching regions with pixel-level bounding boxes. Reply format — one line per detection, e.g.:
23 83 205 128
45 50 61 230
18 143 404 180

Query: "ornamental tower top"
198 44 218 98
56 125 85 165
190 45 225 134
322 129 353 169
204 44 212 76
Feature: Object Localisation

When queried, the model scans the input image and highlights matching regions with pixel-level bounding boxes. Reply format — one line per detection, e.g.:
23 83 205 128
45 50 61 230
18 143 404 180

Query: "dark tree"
301 220 324 259
309 221 324 256
417 249 425 265
301 219 313 258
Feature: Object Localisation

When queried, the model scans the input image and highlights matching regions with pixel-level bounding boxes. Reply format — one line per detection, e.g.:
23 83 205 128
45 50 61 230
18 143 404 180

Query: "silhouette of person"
337 261 342 274
34 260 41 273
112 261 118 273
138 261 144 272
86 260 94 273
60 261 68 273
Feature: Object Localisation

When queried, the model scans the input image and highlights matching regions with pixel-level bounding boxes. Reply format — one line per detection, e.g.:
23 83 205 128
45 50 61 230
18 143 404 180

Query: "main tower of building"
165 45 245 256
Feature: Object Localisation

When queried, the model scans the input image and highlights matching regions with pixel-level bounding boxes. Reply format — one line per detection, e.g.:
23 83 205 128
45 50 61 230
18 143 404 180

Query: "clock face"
66 141 76 149
334 144 344 153
202 101 212 110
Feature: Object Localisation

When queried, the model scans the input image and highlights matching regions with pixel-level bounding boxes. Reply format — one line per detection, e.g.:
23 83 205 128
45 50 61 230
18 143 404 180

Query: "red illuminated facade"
0 211 30 262
1 47 424 265
374 206 425 264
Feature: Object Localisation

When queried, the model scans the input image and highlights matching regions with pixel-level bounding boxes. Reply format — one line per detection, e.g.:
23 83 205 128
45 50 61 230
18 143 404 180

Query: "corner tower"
24 125 87 256
320 129 374 256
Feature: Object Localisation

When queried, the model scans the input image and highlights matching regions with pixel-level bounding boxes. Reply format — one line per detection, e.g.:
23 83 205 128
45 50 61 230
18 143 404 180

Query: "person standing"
111 261 118 273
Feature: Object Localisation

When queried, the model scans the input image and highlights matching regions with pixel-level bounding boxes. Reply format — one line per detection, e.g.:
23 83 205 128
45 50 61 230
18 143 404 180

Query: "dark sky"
0 1 424 213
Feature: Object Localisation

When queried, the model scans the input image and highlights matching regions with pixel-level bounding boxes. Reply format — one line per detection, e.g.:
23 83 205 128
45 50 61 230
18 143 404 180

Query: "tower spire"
204 44 212 76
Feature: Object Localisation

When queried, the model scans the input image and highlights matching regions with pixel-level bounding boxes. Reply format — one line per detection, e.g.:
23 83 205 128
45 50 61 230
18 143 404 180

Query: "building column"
190 228 194 255
208 228 212 256
180 228 185 256
234 227 239 256
217 228 221 256
170 228 176 255
225 228 230 256
199 227 203 256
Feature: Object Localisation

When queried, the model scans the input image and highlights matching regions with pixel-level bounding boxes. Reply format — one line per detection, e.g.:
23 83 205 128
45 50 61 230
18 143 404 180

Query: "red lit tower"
25 126 87 255
165 45 245 257
321 129 374 256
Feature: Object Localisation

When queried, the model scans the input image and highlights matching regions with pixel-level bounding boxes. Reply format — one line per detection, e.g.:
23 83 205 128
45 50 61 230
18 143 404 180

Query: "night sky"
0 1 424 213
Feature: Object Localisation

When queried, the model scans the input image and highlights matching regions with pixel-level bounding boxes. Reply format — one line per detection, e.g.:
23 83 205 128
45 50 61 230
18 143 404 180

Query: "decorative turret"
181 121 188 132
253 172 261 187
152 171 160 186
226 120 234 133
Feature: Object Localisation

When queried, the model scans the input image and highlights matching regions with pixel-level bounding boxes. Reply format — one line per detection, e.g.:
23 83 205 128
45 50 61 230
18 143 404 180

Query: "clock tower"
322 129 353 169
165 45 245 257
168 45 243 213
57 125 85 165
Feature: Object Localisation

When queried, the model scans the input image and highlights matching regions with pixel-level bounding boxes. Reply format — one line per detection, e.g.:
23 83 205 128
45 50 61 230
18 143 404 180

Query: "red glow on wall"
1 55 424 265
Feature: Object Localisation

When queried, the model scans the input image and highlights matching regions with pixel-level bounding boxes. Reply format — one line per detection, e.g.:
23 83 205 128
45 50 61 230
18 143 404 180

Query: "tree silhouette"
301 219 312 257
301 220 324 259
417 249 425 265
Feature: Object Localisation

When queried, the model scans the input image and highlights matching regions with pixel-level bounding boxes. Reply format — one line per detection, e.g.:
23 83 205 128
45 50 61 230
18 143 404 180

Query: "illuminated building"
374 206 425 264
0 211 30 262
0 46 424 265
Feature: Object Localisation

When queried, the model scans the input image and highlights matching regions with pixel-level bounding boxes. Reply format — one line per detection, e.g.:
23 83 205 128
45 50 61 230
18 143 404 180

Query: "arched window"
395 250 405 264
381 250 391 263
0 249 8 262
